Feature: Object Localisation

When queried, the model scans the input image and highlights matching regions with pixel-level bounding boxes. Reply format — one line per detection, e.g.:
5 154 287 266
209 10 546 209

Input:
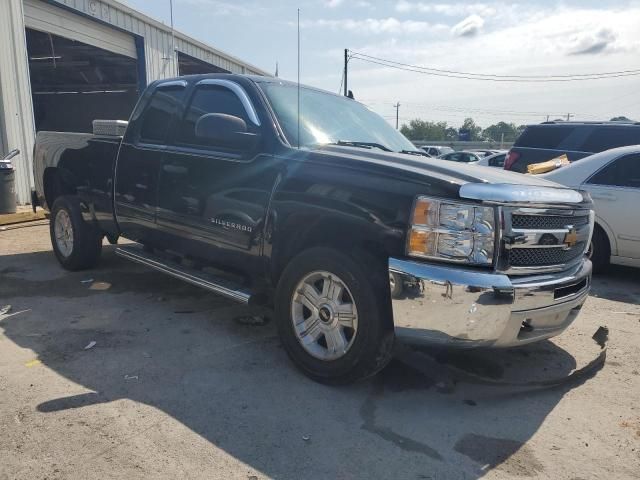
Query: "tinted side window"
489 154 505 167
516 126 575 149
177 85 251 147
139 87 185 143
588 154 640 188
581 127 640 153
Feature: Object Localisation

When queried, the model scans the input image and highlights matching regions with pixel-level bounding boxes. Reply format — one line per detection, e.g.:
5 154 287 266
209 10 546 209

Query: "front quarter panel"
265 149 457 283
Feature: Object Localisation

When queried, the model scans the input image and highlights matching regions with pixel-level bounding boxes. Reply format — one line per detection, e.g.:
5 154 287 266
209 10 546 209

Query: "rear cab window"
137 85 186 144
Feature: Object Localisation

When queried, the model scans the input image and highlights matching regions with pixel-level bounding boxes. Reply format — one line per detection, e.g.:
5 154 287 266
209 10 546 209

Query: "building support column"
0 0 36 204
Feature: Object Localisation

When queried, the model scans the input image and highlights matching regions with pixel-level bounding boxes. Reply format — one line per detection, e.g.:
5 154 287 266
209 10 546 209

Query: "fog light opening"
521 319 534 333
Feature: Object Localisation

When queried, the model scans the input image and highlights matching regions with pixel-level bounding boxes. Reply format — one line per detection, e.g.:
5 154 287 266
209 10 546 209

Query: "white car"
475 151 507 167
438 151 483 163
544 145 640 271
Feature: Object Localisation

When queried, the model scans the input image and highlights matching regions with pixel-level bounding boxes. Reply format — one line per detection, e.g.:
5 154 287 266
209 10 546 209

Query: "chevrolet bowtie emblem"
564 228 578 248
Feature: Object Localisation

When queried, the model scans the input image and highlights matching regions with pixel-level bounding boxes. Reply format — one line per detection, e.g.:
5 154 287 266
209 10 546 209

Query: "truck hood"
314 145 567 188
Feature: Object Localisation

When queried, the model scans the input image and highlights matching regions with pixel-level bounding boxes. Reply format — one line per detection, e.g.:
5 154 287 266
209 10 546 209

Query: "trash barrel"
0 162 17 214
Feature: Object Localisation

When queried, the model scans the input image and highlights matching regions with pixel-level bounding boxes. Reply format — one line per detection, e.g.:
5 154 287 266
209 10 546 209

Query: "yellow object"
527 154 570 174
25 359 41 368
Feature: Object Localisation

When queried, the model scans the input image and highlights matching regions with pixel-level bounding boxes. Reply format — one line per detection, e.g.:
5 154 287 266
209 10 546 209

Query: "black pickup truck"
33 74 594 384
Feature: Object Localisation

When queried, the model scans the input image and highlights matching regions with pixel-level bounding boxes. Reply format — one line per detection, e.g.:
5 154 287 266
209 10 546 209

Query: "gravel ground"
1 224 639 480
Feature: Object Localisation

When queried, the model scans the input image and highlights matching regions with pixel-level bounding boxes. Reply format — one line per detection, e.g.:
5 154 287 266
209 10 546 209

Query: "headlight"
407 196 496 265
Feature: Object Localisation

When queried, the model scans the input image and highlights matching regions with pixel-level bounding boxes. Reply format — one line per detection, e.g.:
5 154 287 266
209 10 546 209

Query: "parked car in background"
475 151 507 167
439 151 482 163
544 145 640 272
468 149 501 158
421 145 454 157
504 121 640 173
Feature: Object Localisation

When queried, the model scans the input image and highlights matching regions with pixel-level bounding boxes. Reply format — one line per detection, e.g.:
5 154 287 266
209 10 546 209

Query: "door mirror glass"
195 113 260 151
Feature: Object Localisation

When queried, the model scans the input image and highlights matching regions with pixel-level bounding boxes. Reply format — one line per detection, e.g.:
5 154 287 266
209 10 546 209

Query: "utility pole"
546 115 550 122
566 113 574 121
394 102 400 129
343 49 348 97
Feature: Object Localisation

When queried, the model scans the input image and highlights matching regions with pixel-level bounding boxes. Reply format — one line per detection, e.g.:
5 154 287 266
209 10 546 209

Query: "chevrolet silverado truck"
32 74 594 384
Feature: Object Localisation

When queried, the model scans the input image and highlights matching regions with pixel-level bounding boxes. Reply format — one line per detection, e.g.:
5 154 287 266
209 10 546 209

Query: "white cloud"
450 14 484 37
567 28 619 55
325 0 343 7
300 17 445 35
395 1 495 17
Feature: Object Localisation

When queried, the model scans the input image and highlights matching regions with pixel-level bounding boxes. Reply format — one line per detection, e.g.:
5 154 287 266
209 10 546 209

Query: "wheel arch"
43 167 77 211
594 216 616 256
269 212 400 289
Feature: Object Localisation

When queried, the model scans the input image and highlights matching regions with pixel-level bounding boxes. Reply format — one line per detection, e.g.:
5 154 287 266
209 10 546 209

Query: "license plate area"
554 278 588 300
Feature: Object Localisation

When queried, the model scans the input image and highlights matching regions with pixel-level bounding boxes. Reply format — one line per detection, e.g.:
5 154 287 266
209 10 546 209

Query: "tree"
610 116 632 121
482 121 521 142
459 118 482 141
400 119 453 141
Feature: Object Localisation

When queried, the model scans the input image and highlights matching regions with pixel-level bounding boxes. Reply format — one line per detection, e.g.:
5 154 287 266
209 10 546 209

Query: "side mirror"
2 149 19 162
195 113 260 152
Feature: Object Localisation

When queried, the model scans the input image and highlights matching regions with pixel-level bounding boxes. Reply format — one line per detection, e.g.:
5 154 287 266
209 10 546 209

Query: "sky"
121 0 640 129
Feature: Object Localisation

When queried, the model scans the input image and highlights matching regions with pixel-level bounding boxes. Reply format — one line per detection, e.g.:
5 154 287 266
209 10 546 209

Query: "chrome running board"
116 245 252 304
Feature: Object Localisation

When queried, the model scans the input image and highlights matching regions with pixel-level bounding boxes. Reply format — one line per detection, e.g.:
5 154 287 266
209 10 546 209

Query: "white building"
0 0 269 205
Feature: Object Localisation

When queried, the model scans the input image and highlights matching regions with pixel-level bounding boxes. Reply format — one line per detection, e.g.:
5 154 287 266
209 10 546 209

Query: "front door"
156 79 279 272
584 153 640 259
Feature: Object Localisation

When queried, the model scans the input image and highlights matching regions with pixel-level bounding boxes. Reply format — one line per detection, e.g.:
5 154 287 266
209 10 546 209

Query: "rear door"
584 153 640 259
114 81 187 243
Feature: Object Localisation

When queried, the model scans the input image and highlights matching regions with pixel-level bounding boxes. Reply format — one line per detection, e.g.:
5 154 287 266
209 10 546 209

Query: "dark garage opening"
178 51 230 76
26 28 139 133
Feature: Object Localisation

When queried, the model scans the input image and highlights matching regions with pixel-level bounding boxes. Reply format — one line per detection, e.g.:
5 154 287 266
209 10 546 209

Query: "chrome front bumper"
389 257 592 348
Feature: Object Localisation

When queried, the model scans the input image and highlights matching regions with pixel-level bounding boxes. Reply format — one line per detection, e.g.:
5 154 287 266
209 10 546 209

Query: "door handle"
591 192 617 201
162 164 188 175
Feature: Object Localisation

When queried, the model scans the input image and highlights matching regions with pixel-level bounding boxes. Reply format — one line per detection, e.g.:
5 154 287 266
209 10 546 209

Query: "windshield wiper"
399 149 431 157
331 140 392 152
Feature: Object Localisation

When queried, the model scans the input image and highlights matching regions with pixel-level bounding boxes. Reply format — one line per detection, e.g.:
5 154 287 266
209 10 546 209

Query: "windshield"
259 82 417 153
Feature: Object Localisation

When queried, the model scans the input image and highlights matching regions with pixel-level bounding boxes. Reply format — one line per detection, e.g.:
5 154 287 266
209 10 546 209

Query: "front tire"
275 247 394 384
588 225 610 274
50 195 102 271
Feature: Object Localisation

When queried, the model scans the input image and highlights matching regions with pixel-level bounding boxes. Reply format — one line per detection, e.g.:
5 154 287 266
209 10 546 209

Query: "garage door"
24 0 136 59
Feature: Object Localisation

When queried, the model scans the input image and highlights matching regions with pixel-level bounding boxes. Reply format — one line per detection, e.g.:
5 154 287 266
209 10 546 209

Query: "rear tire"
588 225 610 274
50 195 102 271
389 272 403 298
275 247 394 384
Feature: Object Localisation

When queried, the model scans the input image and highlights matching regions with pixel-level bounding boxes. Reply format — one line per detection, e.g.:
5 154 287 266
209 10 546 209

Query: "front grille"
508 242 586 267
512 214 589 230
501 206 592 273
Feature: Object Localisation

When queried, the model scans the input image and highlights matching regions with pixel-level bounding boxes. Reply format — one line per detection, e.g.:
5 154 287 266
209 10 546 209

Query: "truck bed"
33 131 122 236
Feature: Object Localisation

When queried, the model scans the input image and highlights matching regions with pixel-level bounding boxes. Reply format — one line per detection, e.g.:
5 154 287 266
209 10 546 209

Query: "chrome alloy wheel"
291 271 358 361
54 209 74 258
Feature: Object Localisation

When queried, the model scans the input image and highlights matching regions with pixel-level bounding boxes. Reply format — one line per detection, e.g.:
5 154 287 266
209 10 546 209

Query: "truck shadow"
0 247 605 479
589 264 640 304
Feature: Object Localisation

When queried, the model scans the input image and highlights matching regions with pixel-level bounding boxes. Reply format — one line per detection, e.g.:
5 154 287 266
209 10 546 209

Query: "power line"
350 51 640 79
349 52 640 82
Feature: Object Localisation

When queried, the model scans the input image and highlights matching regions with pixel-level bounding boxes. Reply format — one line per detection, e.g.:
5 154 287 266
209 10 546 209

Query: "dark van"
504 121 640 173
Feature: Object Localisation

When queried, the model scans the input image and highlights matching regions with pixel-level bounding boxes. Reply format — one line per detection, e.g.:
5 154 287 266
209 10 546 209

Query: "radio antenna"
297 8 301 149
169 0 176 73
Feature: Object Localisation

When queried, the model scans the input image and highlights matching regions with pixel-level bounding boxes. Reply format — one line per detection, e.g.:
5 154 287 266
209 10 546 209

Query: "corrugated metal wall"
51 0 267 81
2 0 268 204
0 0 36 206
